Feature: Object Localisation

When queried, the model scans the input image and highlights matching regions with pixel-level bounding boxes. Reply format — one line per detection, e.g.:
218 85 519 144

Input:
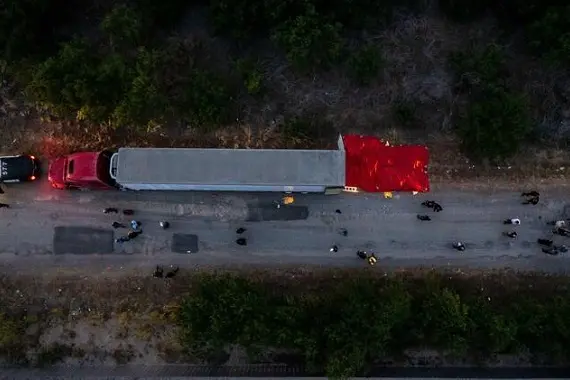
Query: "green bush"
347 43 383 85
457 84 532 162
0 313 23 351
209 0 271 39
235 58 264 95
0 0 77 62
100 4 143 50
179 273 570 378
280 114 333 148
449 43 507 87
325 0 412 29
438 0 494 23
391 98 417 127
25 37 102 119
111 47 167 128
526 5 570 66
272 7 343 71
177 69 234 128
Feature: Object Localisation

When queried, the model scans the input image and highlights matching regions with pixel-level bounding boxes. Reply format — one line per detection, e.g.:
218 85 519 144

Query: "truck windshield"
96 151 115 186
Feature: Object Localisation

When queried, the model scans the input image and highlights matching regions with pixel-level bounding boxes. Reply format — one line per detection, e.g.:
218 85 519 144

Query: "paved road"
1 178 570 273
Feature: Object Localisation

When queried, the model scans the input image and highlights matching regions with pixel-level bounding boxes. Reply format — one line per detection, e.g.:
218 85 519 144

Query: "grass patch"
179 271 570 378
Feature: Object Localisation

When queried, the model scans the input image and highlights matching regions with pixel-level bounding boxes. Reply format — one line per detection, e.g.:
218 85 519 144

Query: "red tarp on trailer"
342 135 430 193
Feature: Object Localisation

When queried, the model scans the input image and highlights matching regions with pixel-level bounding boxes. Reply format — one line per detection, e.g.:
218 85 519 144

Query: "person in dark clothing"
521 191 540 205
339 228 348 236
0 203 10 208
522 196 539 205
356 250 367 260
452 242 466 251
417 214 431 221
503 231 518 238
432 203 443 212
153 266 164 278
159 221 170 229
123 209 134 215
130 220 142 230
330 245 338 253
104 207 118 214
112 222 126 229
127 230 142 240
335 209 342 214
542 247 559 256
537 238 554 246
165 267 179 278
503 218 521 225
236 238 247 246
236 227 246 234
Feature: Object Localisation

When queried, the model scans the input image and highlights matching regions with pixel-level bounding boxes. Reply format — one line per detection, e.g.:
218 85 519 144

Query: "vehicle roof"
66 152 101 181
114 147 346 186
0 155 34 180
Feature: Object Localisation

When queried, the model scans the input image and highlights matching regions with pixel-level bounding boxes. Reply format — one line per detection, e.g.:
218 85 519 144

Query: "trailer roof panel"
115 148 345 186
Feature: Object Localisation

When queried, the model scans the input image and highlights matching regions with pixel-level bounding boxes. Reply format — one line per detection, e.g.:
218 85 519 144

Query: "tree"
527 5 570 66
112 48 166 128
347 43 384 85
458 84 532 162
26 37 99 119
272 7 343 71
100 4 143 50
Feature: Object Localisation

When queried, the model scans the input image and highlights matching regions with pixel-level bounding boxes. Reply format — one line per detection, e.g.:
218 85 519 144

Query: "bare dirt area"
1 267 568 368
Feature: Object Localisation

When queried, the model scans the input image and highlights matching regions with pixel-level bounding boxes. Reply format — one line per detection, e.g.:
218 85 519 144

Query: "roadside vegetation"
1 0 570 174
1 270 569 375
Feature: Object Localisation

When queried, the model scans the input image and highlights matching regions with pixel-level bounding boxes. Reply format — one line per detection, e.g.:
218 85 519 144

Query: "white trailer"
109 137 346 193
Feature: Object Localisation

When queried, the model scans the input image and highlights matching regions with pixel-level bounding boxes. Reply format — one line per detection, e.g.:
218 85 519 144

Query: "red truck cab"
48 151 116 190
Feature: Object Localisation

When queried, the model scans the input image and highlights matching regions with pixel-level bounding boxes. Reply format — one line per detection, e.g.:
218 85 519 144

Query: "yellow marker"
384 192 393 199
282 195 295 205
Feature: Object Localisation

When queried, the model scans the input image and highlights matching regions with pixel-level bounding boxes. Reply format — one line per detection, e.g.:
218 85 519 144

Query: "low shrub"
271 7 343 71
176 68 234 128
279 114 334 148
526 5 570 66
438 0 494 23
346 43 384 85
391 98 417 127
457 84 532 162
448 43 507 89
235 58 264 96
179 272 570 378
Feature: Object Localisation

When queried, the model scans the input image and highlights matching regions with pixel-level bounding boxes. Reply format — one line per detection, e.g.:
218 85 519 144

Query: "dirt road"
1 179 570 273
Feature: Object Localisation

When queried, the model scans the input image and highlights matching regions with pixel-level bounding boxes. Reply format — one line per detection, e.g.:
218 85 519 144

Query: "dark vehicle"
0 155 40 183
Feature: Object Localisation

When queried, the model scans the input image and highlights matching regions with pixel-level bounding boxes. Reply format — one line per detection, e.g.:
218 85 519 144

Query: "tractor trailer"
48 138 346 193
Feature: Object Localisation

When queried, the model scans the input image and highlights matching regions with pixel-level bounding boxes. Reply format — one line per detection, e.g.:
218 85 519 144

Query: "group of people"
153 265 179 278
104 207 171 244
446 190 569 254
